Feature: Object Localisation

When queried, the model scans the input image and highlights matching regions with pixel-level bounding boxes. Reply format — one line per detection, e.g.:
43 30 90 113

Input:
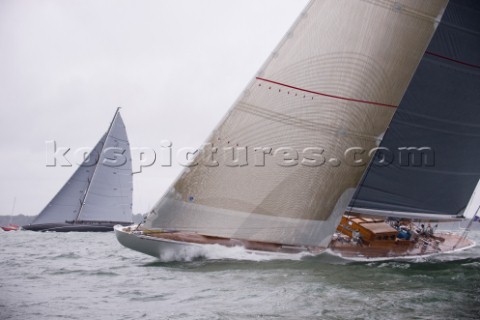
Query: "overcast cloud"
0 0 308 215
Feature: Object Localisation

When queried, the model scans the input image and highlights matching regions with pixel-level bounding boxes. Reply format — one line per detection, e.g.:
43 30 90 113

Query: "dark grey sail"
24 109 133 232
350 0 480 220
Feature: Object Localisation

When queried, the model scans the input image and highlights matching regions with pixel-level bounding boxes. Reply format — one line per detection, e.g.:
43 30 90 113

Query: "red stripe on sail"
255 77 398 108
425 51 480 69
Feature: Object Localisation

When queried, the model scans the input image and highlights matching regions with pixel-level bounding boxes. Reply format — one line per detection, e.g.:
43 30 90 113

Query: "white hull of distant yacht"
114 225 318 260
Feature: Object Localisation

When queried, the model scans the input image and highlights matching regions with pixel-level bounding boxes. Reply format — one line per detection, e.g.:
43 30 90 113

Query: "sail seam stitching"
255 77 398 108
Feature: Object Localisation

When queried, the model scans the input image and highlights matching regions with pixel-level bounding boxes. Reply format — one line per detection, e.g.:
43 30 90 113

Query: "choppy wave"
152 243 310 262
0 230 479 320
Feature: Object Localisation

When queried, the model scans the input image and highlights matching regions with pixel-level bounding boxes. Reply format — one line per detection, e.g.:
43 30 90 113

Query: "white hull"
115 225 477 262
114 225 317 261
115 224 206 259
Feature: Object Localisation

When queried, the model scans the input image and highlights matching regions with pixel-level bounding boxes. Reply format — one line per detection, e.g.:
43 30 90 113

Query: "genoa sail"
27 109 133 231
32 135 106 225
143 0 449 247
350 0 480 220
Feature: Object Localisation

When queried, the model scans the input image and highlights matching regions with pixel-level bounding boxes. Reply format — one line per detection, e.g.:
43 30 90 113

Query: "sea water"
0 230 479 320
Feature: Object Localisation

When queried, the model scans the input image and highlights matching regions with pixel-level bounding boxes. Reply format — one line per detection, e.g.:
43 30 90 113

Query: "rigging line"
359 0 445 24
75 108 121 223
255 77 398 108
394 109 480 129
425 51 480 69
134 209 149 231
453 207 479 250
392 119 480 137
74 176 92 224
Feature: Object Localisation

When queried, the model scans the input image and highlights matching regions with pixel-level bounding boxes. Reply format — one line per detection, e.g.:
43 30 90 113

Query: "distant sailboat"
1 197 20 231
24 109 133 232
115 0 462 259
1 224 20 232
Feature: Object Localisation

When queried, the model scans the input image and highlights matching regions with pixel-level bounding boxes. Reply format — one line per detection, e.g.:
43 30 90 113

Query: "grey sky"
0 0 308 215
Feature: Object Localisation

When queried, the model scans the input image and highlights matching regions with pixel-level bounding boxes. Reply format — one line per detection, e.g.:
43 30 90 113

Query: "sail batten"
144 0 448 247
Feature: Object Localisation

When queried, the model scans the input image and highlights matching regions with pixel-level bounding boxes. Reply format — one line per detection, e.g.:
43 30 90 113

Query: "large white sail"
144 0 448 247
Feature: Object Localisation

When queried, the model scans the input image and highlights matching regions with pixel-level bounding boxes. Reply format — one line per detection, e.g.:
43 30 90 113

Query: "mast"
73 177 92 223
11 196 16 215
76 108 133 224
74 108 122 223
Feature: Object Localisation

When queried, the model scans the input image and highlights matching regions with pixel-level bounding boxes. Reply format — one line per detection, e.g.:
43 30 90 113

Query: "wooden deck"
133 228 324 254
329 232 474 260
125 226 474 260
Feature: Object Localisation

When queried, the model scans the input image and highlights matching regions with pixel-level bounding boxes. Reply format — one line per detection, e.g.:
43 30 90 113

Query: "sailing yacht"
24 109 133 232
1 198 20 231
1 224 20 232
116 0 477 259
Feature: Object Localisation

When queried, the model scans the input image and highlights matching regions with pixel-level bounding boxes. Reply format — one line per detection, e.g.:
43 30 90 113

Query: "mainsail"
30 109 133 229
75 111 133 224
350 0 480 220
144 0 449 247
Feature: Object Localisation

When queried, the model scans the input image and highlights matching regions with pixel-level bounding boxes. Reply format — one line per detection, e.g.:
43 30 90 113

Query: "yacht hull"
115 225 205 258
329 233 476 261
114 225 322 259
1 225 19 231
115 225 476 261
23 222 130 232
